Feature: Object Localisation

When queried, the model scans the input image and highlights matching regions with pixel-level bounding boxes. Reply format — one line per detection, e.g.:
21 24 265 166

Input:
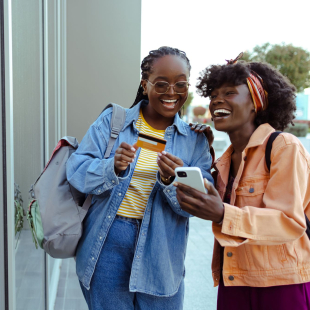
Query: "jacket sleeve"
159 132 214 217
66 120 131 195
214 136 309 247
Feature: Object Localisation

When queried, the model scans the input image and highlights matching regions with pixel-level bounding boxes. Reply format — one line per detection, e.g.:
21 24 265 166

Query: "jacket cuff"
221 203 243 236
156 172 192 217
156 172 178 205
212 204 247 247
103 157 131 189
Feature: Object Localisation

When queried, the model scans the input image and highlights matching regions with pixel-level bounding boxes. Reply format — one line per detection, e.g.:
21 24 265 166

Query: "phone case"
175 167 207 194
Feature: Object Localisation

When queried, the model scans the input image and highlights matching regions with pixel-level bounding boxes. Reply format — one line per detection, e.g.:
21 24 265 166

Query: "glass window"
12 1 45 309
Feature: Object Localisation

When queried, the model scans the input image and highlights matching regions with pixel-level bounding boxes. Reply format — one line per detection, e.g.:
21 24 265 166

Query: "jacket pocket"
235 175 269 208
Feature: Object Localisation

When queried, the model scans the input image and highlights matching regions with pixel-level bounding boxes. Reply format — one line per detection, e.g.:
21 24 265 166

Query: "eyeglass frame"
145 79 190 95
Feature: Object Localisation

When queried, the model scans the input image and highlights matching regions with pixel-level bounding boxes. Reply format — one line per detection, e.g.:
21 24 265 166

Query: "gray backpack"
27 103 126 258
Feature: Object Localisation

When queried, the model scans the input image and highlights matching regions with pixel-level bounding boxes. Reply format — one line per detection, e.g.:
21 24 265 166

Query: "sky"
141 0 310 107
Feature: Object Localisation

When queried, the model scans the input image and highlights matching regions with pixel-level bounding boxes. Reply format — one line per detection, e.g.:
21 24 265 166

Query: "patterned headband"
225 52 268 112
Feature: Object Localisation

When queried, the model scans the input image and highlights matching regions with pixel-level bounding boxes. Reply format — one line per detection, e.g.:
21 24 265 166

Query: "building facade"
0 1 141 309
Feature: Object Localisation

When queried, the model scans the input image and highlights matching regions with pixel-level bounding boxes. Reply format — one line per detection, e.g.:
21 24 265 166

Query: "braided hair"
131 46 191 112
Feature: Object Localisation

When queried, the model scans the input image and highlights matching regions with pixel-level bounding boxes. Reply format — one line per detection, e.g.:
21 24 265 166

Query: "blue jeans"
79 215 184 310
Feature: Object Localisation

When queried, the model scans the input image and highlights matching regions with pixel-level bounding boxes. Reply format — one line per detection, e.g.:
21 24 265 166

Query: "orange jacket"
212 123 310 287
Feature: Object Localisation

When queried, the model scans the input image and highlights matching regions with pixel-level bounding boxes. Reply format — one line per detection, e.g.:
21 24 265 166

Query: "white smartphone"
174 167 207 194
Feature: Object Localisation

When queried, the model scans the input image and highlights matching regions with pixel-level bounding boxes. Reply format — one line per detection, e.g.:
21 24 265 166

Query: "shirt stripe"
117 110 165 219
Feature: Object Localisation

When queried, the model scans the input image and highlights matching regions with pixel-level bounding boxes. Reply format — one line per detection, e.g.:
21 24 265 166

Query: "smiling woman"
131 47 191 128
197 61 296 131
139 54 189 126
209 83 256 135
177 58 310 310
66 46 213 310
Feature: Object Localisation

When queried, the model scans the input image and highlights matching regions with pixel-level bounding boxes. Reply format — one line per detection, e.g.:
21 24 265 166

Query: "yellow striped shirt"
117 110 165 219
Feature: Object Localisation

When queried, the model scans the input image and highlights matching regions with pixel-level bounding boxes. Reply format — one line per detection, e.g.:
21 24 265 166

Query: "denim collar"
122 100 187 136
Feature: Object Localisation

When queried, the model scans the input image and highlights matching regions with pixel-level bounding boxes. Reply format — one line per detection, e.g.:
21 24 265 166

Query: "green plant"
14 183 24 247
284 123 308 137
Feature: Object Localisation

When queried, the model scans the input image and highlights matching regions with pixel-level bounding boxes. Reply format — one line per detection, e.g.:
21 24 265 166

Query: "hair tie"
225 52 244 65
225 52 268 112
246 72 268 112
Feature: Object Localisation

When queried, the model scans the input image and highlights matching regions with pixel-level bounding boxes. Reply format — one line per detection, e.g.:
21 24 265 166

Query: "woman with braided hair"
66 46 213 309
175 54 310 309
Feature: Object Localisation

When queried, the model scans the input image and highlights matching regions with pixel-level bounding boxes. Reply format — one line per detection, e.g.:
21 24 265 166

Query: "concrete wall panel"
67 0 141 141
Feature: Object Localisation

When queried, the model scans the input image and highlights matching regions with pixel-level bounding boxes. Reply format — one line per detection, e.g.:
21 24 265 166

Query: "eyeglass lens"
155 81 188 94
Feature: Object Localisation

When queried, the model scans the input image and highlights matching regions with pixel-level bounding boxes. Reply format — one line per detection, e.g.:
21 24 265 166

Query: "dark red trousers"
217 278 310 310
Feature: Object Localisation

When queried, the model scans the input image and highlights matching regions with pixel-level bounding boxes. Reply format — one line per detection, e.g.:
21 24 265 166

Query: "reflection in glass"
13 1 45 309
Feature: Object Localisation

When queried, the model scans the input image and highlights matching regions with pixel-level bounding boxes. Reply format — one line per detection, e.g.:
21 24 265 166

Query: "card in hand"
136 133 166 153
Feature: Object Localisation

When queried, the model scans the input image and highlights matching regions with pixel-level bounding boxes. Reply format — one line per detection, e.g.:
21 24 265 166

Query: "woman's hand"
157 151 183 184
190 123 214 147
174 178 224 223
114 142 138 175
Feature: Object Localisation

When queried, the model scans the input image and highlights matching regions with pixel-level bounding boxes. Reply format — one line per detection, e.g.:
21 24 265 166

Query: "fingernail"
173 182 178 186
158 153 162 157
162 151 167 155
131 147 136 152
132 159 134 162
134 155 136 158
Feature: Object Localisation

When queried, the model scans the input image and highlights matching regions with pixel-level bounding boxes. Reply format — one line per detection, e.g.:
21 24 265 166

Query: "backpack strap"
79 103 126 214
102 103 126 159
81 193 93 214
265 131 282 171
265 131 310 240
77 104 126 215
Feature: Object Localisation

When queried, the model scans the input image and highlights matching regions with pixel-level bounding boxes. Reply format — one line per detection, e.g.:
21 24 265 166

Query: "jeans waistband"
115 214 142 224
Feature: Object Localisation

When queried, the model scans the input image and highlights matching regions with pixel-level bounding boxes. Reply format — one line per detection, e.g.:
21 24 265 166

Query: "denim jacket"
66 100 213 296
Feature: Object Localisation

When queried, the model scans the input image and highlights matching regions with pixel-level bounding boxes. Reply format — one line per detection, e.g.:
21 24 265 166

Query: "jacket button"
249 187 254 193
228 275 234 281
227 252 233 257
243 156 247 161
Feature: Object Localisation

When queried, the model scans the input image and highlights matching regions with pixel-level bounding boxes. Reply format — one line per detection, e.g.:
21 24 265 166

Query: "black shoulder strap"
265 131 310 240
306 215 310 240
265 131 282 171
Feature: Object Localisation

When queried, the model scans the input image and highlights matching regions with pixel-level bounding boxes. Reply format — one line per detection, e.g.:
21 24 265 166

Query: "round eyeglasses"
146 80 190 94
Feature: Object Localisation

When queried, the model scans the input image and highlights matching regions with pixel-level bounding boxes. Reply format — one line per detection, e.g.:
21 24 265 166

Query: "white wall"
66 0 142 142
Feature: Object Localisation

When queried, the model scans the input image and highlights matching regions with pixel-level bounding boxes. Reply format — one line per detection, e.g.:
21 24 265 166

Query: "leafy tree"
242 43 310 92
183 91 194 112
